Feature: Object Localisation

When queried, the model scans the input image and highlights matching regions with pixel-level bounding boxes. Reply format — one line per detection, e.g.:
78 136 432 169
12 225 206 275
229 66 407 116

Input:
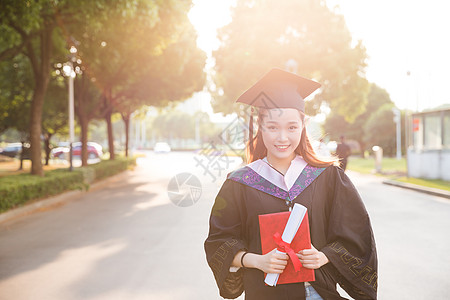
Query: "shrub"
0 169 84 213
87 157 136 182
0 156 136 213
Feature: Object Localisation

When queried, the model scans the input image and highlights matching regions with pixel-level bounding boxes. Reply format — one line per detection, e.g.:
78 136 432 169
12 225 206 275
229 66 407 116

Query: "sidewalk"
382 179 450 200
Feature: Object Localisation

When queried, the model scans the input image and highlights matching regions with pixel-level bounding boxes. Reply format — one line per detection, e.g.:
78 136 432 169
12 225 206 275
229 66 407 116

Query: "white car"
153 142 171 153
51 142 103 159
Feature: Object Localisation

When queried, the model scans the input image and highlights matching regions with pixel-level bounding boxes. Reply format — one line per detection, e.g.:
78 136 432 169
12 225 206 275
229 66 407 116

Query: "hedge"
0 157 136 213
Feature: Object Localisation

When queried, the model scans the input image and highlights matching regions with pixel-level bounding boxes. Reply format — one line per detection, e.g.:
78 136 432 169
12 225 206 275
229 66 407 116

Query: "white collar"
247 155 307 191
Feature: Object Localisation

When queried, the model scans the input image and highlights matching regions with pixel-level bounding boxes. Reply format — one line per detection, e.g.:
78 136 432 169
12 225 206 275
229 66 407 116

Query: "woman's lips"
275 145 290 151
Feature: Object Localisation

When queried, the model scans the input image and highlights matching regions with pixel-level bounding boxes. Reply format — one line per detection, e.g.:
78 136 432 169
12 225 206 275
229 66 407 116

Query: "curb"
382 179 450 200
0 170 132 224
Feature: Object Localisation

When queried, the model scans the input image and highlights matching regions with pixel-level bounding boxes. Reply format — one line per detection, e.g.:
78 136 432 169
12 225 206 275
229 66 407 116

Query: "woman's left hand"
297 245 329 269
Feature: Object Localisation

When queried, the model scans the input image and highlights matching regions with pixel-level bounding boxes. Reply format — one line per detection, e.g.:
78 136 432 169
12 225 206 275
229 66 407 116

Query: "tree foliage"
42 74 69 165
363 103 396 155
212 0 369 121
1 0 206 172
0 0 122 175
70 0 205 159
0 54 33 137
323 83 399 155
151 110 219 143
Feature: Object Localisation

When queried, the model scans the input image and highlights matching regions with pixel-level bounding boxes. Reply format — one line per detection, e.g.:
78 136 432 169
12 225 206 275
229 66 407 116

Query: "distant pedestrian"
336 135 351 171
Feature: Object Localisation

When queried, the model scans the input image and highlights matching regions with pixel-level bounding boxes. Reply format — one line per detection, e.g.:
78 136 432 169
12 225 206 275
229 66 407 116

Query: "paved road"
0 152 449 299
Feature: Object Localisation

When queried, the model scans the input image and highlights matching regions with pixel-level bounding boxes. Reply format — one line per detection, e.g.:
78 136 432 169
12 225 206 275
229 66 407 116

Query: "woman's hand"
297 245 329 269
255 249 289 274
234 249 288 274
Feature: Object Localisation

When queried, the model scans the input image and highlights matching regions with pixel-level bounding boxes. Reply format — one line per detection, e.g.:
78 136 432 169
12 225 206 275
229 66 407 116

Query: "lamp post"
62 46 77 171
392 107 402 160
405 71 411 177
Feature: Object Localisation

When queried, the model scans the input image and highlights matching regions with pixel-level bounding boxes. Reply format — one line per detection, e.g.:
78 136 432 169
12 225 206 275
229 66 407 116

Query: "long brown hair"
246 108 338 168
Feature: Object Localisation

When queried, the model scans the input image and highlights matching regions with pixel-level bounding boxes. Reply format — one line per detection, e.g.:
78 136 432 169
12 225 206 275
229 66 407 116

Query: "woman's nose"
277 130 289 141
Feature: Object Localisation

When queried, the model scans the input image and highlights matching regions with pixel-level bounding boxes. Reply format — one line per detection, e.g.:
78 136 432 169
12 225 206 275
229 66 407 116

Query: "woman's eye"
289 126 298 130
265 125 278 131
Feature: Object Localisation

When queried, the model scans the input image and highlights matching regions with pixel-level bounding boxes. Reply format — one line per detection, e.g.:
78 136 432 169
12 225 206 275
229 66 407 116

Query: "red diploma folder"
259 208 315 285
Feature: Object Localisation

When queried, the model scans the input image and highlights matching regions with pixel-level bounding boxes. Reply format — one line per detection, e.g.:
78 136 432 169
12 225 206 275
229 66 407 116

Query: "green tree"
194 111 221 144
212 0 369 121
152 111 194 142
0 54 32 135
72 73 104 166
324 83 395 155
0 54 33 169
0 47 69 166
0 0 131 175
72 0 205 159
114 23 206 157
364 103 396 155
150 110 219 144
1 0 205 170
0 1 65 175
42 75 69 165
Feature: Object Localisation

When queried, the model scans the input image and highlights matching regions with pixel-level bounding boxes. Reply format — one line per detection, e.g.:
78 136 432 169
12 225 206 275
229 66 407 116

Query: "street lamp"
405 71 411 177
62 46 77 171
392 107 402 160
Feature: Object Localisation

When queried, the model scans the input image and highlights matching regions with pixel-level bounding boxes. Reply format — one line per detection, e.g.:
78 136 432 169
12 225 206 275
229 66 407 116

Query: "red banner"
413 118 420 132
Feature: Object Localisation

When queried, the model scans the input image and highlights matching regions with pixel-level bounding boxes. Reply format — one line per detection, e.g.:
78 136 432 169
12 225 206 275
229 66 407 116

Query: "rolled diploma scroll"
264 203 307 286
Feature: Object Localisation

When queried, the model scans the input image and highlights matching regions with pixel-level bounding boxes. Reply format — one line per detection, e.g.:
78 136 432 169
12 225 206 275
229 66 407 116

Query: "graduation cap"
235 68 321 153
236 68 321 112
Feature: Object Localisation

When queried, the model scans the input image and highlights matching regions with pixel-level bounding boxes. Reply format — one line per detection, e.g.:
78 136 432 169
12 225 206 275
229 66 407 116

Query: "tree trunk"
358 140 366 158
44 133 52 166
122 114 130 157
28 22 53 176
74 74 91 167
19 141 25 170
29 82 46 175
79 114 89 166
104 88 115 160
104 107 114 160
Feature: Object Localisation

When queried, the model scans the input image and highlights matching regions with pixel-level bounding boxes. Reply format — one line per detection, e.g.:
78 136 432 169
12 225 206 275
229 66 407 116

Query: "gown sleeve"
204 179 247 299
320 167 378 300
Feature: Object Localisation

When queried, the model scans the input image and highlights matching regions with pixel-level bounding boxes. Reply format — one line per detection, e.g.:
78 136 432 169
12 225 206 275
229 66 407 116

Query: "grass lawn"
347 156 407 175
394 177 450 192
0 158 68 177
348 156 450 192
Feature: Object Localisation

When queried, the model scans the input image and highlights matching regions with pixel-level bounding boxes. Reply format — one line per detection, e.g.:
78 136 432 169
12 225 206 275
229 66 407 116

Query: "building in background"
408 107 450 180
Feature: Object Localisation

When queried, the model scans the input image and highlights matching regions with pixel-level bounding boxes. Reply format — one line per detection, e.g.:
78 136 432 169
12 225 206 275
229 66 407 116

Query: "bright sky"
189 0 450 113
188 0 235 57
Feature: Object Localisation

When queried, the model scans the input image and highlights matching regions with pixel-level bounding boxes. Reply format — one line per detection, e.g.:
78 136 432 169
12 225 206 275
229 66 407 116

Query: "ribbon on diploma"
273 232 302 272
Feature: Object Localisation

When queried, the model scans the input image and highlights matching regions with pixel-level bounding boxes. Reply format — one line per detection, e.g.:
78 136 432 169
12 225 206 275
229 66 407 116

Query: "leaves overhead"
212 0 369 121
1 0 206 173
71 0 205 106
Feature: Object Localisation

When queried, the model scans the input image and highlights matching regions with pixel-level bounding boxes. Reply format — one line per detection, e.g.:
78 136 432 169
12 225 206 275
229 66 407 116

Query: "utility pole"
392 108 402 160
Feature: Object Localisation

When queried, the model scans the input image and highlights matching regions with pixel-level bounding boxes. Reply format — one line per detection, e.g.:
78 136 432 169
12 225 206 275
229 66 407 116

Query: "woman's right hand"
254 249 289 274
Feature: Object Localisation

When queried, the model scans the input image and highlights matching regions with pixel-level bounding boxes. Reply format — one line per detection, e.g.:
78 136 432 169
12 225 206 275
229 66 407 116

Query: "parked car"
0 143 31 159
153 142 171 153
51 142 103 159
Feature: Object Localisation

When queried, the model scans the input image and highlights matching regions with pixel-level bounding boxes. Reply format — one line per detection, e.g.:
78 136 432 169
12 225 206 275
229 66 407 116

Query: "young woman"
204 68 378 300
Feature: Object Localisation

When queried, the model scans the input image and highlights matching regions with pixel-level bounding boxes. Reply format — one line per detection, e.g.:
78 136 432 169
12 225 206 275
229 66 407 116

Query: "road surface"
0 151 449 299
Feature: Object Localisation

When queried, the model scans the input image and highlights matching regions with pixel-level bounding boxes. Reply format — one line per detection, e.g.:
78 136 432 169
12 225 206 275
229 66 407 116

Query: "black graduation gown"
204 162 378 300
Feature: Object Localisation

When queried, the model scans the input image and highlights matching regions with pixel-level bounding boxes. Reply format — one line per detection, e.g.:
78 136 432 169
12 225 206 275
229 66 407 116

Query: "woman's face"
260 108 303 162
